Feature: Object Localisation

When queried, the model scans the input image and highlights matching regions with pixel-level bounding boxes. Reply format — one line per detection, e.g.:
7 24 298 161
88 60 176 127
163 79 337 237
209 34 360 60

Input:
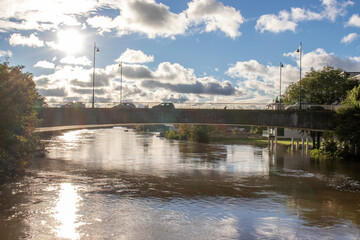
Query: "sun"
57 29 84 55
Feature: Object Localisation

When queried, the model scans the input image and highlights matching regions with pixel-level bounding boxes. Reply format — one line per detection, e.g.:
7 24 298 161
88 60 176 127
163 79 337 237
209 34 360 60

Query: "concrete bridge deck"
36 108 336 132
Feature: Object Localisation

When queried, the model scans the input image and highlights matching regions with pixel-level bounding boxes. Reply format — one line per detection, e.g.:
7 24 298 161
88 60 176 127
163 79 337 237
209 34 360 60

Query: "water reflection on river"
1 127 360 239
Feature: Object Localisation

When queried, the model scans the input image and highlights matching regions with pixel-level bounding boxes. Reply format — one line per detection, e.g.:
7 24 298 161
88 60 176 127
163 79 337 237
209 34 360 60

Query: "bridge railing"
44 101 340 111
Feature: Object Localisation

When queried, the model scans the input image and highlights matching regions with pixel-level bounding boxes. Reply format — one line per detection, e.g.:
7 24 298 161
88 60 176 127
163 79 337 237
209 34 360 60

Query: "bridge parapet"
37 108 336 131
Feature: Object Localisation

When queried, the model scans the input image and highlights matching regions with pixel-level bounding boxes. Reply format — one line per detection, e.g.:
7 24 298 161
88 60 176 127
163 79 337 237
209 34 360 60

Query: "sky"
0 0 360 106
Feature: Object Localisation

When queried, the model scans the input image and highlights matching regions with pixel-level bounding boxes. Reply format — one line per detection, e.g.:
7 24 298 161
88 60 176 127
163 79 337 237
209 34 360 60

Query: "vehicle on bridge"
152 102 175 110
113 102 136 109
61 102 85 108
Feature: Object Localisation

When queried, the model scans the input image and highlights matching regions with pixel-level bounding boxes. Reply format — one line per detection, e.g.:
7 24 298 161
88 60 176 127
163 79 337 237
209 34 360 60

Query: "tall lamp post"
119 62 123 104
296 42 302 110
92 42 100 108
279 62 284 105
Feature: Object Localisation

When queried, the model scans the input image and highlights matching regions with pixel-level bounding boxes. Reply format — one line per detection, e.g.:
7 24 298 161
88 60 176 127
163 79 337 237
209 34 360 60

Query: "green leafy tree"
282 66 359 104
189 125 215 143
0 63 44 176
177 124 191 140
165 125 216 143
164 130 178 140
335 85 360 155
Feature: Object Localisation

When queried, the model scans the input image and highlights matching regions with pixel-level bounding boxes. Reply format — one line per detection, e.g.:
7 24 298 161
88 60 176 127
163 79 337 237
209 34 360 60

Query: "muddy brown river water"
1 127 360 239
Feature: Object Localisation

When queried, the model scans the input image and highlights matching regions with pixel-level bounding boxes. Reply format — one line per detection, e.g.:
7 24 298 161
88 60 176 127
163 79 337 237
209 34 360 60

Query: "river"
1 127 360 239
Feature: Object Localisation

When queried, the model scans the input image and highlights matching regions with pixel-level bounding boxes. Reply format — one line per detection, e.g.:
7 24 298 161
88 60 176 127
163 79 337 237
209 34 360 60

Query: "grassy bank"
211 137 293 146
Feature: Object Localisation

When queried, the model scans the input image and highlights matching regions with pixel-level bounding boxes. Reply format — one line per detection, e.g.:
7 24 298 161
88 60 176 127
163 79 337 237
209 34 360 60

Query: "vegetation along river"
1 127 360 239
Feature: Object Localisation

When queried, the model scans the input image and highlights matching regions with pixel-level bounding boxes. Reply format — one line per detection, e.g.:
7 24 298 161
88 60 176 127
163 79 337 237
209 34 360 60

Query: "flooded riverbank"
1 127 360 239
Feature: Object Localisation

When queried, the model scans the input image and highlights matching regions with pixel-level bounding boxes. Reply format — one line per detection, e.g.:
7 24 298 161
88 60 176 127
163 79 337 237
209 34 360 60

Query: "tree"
189 125 216 143
282 66 359 105
0 63 44 176
335 85 360 156
177 124 191 140
164 124 215 143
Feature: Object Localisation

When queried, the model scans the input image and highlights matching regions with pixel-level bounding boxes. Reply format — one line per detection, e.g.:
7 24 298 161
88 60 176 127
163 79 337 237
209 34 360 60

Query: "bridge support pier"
306 138 309 152
301 138 305 152
296 140 299 150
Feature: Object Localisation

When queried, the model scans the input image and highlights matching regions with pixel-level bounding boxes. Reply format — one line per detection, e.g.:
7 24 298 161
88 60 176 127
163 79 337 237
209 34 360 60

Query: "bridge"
36 108 335 131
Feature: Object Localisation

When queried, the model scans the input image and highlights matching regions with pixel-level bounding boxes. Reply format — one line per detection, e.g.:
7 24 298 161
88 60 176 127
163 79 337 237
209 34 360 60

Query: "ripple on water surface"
1 127 360 239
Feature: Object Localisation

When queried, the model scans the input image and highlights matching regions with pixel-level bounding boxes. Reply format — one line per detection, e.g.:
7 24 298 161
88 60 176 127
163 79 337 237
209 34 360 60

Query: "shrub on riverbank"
0 62 45 178
310 86 360 161
165 125 216 143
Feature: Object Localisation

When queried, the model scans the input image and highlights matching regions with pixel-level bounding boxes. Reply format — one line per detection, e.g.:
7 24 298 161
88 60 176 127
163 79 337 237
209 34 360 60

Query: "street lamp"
279 62 284 104
296 42 302 109
92 42 100 108
119 62 122 104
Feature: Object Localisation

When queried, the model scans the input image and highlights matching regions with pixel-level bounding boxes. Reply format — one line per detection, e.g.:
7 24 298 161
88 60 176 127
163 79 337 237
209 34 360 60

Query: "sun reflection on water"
53 183 82 240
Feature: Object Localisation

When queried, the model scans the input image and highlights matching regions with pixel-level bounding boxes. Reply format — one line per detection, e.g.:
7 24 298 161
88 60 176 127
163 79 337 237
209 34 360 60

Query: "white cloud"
284 48 360 72
350 56 360 62
226 60 268 79
60 56 92 66
0 0 98 32
1 0 244 39
0 50 12 57
115 49 154 64
341 33 358 44
256 0 353 33
321 0 354 22
86 16 117 35
106 0 188 39
255 10 299 33
153 62 196 84
34 60 242 104
223 49 360 101
226 60 299 97
290 8 323 22
9 33 44 47
86 0 244 39
186 0 245 38
347 14 360 27
34 60 55 69
37 87 67 97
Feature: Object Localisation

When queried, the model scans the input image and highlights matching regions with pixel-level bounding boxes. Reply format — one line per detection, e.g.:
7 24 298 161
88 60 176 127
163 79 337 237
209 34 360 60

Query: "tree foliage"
189 125 216 143
0 62 44 176
334 85 360 155
282 66 359 104
165 124 216 143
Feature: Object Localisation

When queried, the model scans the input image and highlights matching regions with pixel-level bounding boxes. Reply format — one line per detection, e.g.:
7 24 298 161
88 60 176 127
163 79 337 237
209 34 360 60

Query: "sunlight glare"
59 131 81 142
57 29 84 55
53 183 82 240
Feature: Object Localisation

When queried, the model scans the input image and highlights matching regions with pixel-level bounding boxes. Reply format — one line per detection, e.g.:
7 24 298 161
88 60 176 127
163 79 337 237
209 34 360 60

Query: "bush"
165 130 179 140
164 125 215 143
310 148 342 161
0 62 45 177
335 85 360 156
189 125 215 143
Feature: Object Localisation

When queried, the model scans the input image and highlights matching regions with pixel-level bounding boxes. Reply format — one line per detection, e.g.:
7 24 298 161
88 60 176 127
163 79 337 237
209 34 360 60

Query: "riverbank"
210 137 293 146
